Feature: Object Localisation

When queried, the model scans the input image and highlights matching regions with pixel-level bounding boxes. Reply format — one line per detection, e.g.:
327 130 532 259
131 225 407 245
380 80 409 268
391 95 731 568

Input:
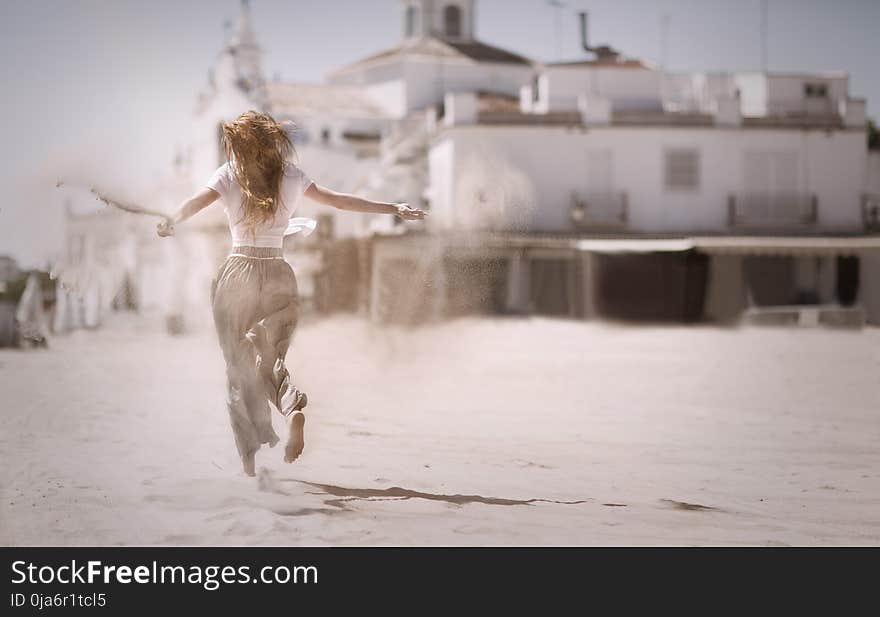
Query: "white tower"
213 0 266 107
401 0 475 42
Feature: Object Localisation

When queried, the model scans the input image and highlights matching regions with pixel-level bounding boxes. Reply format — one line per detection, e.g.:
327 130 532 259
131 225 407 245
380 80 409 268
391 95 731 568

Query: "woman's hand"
304 184 429 220
394 203 428 221
157 188 219 238
156 217 175 238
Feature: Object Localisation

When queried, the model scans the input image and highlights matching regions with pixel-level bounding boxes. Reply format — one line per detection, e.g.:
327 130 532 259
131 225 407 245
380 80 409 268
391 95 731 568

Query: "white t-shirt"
205 160 314 248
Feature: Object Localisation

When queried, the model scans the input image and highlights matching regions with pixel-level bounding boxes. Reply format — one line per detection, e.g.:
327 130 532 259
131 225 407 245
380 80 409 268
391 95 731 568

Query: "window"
664 148 700 190
804 83 828 98
405 6 417 37
321 127 330 145
531 75 540 103
444 5 462 38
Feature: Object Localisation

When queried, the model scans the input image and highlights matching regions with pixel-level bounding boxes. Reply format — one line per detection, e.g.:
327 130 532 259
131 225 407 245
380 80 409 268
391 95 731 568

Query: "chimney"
578 12 620 62
578 12 594 54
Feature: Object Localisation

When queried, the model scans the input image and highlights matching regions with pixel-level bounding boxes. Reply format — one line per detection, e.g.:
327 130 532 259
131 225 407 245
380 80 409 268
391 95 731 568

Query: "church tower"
214 0 266 107
401 0 475 42
225 0 264 96
191 0 269 200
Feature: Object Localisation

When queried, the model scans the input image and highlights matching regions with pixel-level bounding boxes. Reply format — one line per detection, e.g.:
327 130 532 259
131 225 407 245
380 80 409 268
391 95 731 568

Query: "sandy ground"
1 315 879 546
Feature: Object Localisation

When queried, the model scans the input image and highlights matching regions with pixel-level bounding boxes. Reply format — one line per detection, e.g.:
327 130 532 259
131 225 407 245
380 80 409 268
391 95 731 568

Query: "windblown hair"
221 110 296 236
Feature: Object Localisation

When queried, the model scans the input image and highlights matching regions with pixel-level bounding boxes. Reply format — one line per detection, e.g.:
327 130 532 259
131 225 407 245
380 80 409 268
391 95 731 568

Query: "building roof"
764 71 849 80
545 57 655 70
267 82 390 119
330 36 534 78
445 40 534 65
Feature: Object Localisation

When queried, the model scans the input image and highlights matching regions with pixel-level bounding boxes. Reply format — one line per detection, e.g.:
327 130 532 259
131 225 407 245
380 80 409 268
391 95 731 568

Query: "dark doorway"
593 251 708 322
836 256 860 306
529 258 573 317
743 256 796 306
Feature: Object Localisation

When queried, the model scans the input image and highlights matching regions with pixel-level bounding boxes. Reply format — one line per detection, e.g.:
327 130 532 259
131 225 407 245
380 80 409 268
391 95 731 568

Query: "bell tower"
401 0 475 42
227 0 263 93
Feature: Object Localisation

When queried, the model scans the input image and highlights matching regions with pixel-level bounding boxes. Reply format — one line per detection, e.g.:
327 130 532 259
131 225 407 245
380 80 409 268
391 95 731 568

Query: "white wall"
402 60 534 113
189 84 256 232
539 66 662 113
427 137 455 225
536 70 854 119
332 58 534 115
366 79 408 118
279 112 389 151
733 73 767 117
191 90 253 183
662 72 738 113
429 125 867 233
802 130 865 228
293 144 383 239
765 74 848 115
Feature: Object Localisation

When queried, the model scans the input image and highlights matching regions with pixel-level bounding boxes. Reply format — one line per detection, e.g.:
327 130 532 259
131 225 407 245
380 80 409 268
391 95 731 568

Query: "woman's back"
206 160 313 248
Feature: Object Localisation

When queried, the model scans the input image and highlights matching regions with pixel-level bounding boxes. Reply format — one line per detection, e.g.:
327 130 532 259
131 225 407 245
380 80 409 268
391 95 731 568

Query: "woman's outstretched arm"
305 183 427 221
157 188 220 237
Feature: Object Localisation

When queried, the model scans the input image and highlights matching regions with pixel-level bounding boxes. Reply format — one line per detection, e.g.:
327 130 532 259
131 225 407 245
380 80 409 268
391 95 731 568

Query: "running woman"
157 110 426 476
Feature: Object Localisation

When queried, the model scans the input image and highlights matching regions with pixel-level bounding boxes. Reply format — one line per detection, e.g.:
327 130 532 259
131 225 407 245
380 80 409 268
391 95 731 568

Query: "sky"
1 0 878 267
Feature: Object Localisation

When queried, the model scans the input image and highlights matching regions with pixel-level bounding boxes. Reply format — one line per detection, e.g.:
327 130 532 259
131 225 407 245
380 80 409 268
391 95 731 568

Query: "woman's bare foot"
242 451 257 476
284 412 305 463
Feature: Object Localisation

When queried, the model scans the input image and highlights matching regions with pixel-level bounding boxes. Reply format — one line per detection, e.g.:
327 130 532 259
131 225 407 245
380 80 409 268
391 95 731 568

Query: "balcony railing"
766 98 837 117
728 193 818 229
570 192 628 229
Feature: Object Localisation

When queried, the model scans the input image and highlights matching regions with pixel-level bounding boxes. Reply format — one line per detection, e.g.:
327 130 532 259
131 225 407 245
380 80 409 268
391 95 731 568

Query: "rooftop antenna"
547 0 567 62
760 0 768 72
659 11 670 105
660 12 670 71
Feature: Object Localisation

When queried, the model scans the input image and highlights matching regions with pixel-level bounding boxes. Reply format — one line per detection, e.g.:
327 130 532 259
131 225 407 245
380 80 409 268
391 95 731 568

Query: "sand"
1 315 878 546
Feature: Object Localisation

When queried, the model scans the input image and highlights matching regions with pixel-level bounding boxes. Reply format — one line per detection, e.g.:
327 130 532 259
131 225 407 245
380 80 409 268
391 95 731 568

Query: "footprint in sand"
256 468 286 494
512 459 556 470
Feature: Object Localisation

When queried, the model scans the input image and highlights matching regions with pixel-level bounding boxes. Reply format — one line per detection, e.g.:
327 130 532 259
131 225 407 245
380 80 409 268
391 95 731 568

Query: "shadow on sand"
287 479 590 509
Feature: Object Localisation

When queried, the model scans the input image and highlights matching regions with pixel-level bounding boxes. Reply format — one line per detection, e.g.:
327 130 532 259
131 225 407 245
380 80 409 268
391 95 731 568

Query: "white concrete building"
64 0 877 329
329 0 534 118
431 58 869 236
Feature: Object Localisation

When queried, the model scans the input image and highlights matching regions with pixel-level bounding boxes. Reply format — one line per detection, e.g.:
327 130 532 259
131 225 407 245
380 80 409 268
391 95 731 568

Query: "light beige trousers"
211 246 300 459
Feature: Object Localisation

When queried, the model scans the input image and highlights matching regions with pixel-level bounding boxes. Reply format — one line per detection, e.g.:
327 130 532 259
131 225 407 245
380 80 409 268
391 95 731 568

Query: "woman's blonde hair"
221 110 296 236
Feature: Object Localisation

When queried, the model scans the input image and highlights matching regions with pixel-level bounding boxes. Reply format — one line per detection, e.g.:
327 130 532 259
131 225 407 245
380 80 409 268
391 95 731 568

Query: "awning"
573 239 693 253
690 236 880 256
577 236 880 256
417 232 880 256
